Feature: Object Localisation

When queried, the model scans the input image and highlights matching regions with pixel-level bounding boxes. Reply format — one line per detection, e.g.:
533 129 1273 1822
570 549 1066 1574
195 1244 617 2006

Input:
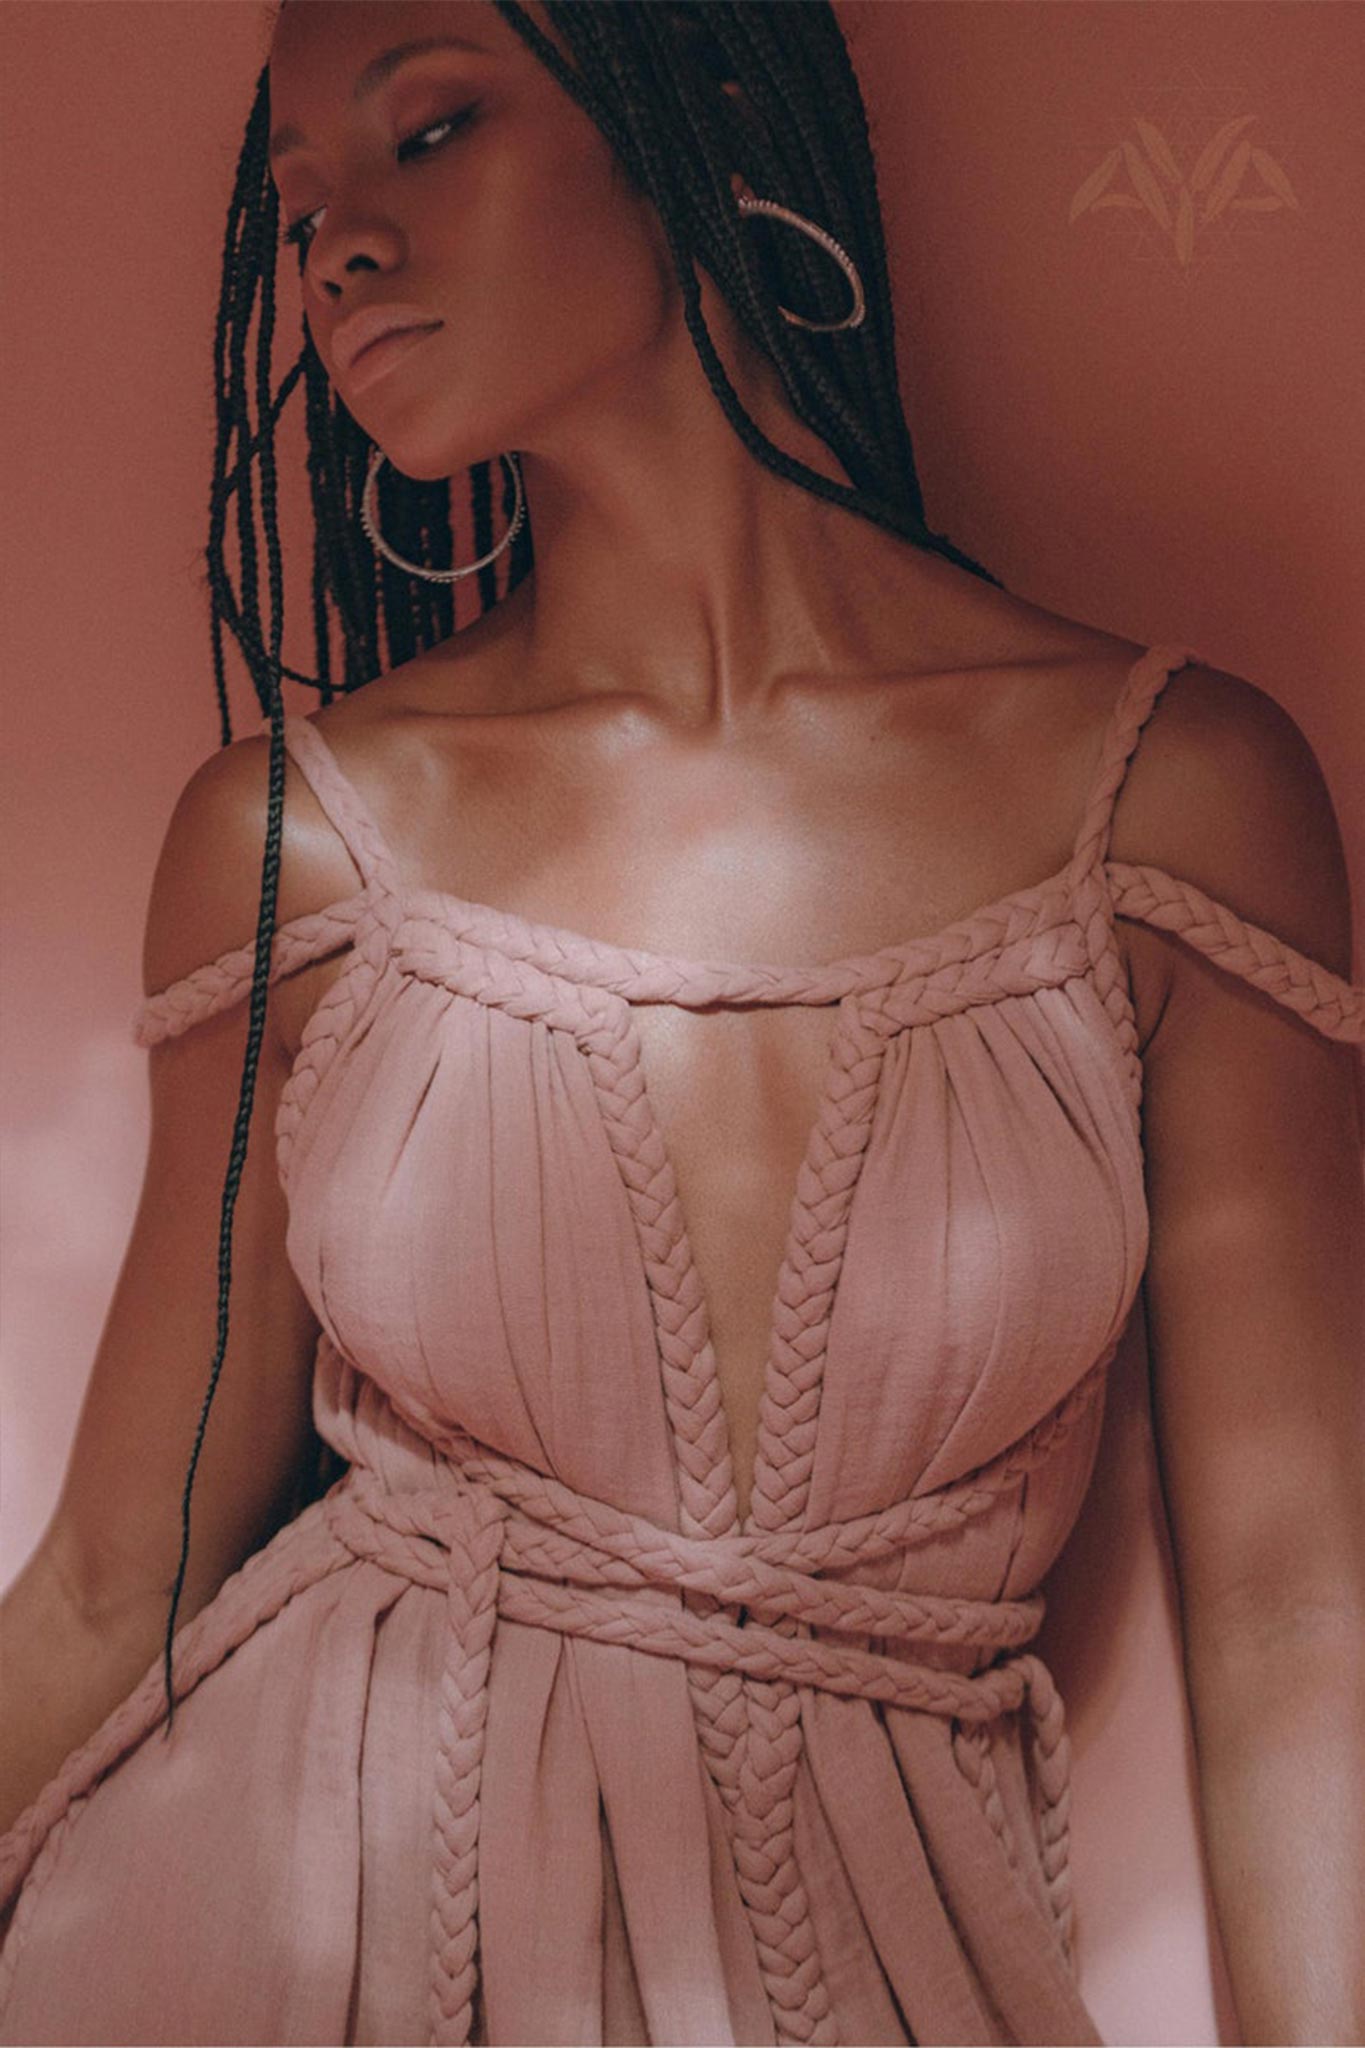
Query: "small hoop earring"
360 445 526 583
736 193 866 332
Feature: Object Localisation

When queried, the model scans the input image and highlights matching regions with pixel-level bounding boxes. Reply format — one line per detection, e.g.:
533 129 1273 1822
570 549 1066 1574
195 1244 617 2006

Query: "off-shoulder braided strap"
131 897 371 1048
1071 645 1364 1043
1106 863 1365 1043
130 716 401 1049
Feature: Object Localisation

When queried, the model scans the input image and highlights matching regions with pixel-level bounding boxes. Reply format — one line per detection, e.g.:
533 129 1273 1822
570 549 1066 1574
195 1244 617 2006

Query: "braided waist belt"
323 1455 1077 2047
328 1463 1048 1712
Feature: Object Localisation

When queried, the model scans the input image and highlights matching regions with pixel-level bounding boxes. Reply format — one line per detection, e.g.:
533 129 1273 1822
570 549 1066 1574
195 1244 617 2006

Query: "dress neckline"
384 859 1083 1000
279 642 1194 1000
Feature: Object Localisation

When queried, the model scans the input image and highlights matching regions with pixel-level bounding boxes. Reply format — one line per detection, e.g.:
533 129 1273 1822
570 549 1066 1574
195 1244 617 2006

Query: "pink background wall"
2 5 1361 2042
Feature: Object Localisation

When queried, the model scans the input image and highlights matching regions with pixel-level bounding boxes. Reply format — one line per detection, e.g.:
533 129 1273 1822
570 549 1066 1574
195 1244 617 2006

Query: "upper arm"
1122 665 1365 1652
42 734 326 1639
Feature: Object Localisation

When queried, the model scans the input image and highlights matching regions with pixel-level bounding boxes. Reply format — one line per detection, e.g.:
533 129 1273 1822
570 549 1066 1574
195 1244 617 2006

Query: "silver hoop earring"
736 193 866 332
360 445 526 583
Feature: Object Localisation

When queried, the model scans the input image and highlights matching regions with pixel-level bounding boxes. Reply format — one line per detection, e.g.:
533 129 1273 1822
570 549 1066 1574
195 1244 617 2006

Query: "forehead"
268 0 549 88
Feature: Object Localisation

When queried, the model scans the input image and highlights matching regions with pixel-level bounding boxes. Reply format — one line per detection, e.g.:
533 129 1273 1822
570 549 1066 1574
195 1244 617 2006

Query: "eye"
279 106 477 253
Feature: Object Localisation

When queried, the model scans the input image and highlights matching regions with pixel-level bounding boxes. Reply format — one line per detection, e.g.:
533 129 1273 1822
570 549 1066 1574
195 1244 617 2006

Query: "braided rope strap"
573 994 758 2023
1106 861 1365 1043
1017 1652 1077 1964
428 1483 511 2048
131 896 370 1047
727 1006 889 2047
319 1472 510 2048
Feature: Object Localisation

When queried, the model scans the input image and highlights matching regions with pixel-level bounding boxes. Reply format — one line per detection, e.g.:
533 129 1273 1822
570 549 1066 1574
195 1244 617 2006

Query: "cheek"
472 140 674 367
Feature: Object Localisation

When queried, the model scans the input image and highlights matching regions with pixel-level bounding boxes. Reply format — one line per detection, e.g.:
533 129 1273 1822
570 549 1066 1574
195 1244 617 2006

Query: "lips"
343 322 441 394
333 302 443 374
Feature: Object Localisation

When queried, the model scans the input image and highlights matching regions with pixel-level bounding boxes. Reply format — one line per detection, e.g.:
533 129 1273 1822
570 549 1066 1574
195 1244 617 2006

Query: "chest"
282 921 1156 1529
273 886 1158 1532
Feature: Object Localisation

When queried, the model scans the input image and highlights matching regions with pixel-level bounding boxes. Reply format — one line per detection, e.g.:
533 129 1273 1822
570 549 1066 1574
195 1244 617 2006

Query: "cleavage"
630 1001 842 1526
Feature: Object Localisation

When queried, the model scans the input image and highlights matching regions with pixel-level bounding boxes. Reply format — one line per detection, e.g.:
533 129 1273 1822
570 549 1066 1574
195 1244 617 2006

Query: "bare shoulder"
142 735 276 1003
141 726 367 1022
970 622 1355 1046
1105 658 1355 985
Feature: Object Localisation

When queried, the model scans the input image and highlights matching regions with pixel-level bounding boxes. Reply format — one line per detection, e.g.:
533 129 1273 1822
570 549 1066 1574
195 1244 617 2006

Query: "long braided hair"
160 0 1007 1731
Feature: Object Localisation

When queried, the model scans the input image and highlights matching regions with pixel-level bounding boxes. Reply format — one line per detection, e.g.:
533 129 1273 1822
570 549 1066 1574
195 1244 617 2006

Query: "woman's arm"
1133 668 1365 2046
1 742 326 1843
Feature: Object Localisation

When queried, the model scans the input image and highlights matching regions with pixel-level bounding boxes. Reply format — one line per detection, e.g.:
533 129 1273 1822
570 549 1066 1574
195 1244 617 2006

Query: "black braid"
160 0 1006 1732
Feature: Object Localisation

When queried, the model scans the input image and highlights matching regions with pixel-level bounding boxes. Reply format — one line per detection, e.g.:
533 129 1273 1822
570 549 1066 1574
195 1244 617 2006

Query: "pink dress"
2 644 1361 2047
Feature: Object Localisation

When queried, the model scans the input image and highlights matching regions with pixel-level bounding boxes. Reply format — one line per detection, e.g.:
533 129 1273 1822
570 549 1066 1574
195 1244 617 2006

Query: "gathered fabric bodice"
1 643 1359 2048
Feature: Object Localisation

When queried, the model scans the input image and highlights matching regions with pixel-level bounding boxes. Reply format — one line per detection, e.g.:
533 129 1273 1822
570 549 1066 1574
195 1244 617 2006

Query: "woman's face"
267 0 690 481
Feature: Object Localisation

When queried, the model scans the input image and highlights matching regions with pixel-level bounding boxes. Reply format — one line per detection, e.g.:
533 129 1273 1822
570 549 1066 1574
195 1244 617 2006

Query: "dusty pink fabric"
2 645 1360 2047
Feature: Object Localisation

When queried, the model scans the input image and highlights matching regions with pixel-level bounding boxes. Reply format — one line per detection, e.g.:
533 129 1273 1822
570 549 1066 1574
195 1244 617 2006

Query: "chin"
354 428 464 486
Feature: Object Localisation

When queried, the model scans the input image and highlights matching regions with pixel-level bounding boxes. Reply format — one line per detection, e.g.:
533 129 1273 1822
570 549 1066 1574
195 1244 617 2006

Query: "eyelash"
279 107 475 252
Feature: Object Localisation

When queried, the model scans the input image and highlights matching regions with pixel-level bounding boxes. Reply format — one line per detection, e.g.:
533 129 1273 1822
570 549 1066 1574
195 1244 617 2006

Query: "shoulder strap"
1070 646 1363 1045
1105 862 1364 1044
281 714 405 897
131 897 369 1048
131 714 402 1049
1070 643 1203 880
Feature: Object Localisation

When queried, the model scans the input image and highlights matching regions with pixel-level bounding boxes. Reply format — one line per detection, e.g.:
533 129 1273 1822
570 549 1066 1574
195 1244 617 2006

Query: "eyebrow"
268 35 486 162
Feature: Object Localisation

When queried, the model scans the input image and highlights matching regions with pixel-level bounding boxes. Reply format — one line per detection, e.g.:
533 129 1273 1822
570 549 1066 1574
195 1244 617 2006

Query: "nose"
303 211 406 299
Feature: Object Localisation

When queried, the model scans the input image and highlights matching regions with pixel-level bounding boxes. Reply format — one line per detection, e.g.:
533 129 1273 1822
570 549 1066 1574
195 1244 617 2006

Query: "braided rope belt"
325 1457 1073 2048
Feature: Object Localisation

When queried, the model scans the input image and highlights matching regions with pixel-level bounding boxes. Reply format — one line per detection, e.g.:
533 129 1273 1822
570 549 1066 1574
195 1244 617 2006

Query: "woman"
1 2 1361 2042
